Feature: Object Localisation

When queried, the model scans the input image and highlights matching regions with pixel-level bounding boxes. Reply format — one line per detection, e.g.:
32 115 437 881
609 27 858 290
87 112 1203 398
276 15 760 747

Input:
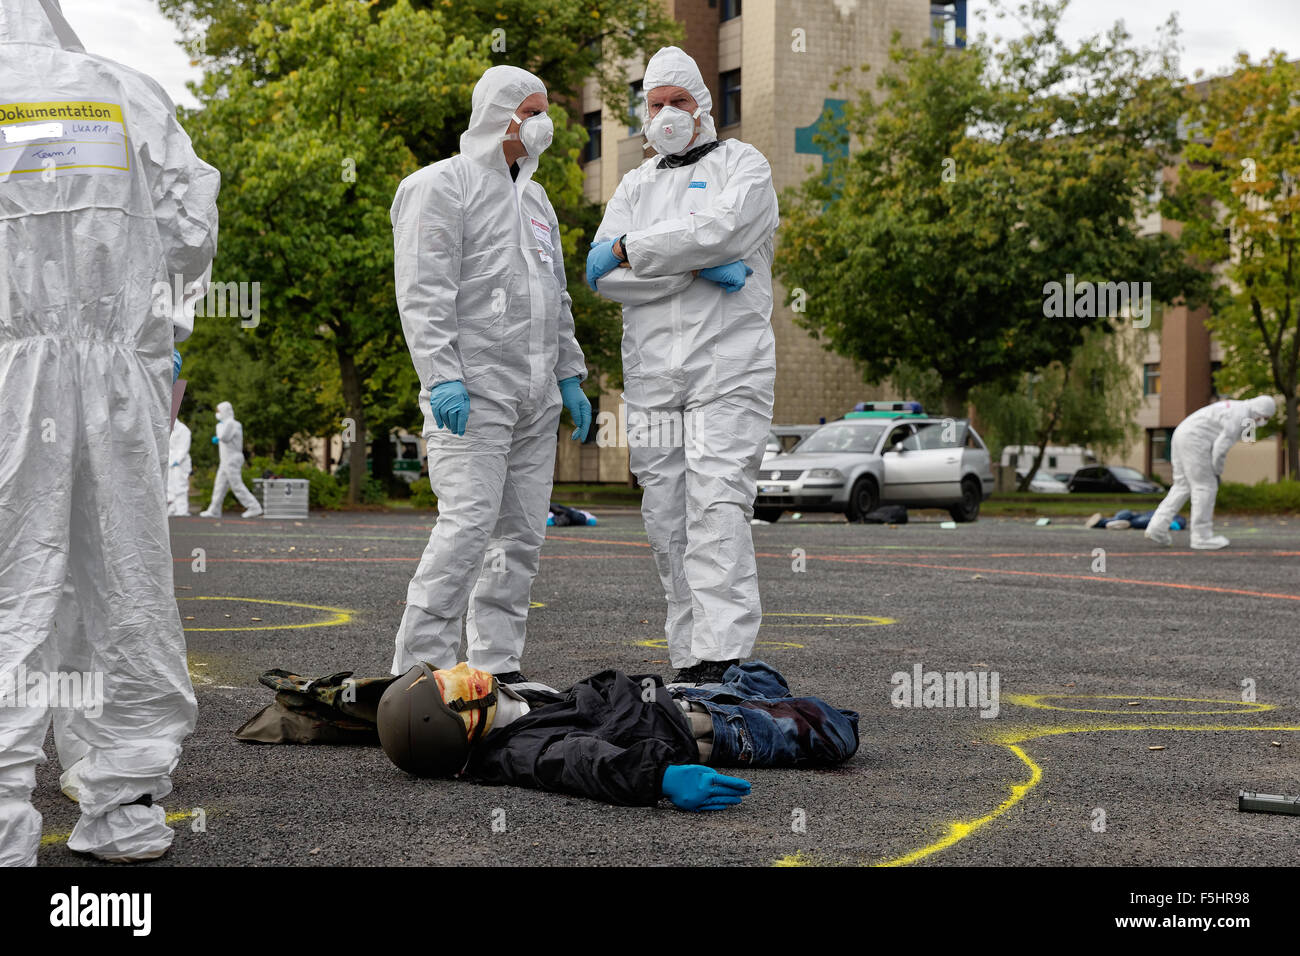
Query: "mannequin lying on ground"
237 661 859 812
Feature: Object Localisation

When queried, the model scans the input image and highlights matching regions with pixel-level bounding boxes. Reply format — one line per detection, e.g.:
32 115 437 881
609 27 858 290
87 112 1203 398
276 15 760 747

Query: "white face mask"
509 111 554 157
644 104 702 156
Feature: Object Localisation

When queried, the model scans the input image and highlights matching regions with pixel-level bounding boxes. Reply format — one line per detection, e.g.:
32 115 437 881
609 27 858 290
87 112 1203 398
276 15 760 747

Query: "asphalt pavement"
33 507 1300 866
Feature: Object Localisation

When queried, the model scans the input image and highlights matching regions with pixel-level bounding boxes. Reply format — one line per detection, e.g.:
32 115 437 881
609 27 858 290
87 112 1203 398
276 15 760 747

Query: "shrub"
1216 478 1300 514
409 478 438 509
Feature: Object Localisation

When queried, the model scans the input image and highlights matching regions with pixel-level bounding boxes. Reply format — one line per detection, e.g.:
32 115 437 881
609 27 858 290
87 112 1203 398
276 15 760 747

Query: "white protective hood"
1247 395 1276 423
459 65 547 175
641 46 718 149
0 0 85 51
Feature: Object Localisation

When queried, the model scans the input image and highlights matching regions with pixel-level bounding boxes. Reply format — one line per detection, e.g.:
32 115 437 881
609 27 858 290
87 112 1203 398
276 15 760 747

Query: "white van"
1000 445 1097 480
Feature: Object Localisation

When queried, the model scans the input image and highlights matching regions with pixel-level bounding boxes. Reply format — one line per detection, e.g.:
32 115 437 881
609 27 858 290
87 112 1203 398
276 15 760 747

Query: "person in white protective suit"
199 401 263 518
168 419 193 516
1144 395 1277 550
587 46 780 685
0 0 219 865
389 65 590 683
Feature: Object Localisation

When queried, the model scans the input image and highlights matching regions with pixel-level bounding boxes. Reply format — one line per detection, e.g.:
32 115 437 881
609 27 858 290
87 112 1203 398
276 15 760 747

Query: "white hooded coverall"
0 0 219 864
168 419 193 516
1147 396 1276 545
203 401 261 517
390 66 586 676
593 47 780 668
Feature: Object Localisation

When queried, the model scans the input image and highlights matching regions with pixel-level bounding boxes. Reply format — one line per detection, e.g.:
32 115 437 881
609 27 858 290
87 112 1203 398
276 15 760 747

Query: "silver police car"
753 404 995 523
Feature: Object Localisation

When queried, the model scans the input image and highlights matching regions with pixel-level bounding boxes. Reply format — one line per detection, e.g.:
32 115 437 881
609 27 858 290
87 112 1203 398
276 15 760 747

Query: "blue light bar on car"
853 401 924 414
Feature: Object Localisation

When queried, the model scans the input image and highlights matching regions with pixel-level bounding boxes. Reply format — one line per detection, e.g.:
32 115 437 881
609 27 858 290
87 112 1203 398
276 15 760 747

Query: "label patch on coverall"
530 217 553 264
0 101 130 182
530 217 553 247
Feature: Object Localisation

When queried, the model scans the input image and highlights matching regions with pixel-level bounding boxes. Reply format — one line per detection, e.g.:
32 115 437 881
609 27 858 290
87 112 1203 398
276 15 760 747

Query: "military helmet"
377 662 498 777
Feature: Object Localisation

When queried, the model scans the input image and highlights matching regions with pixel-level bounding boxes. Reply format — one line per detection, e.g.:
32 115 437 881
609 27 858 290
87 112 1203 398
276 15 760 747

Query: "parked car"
754 407 995 523
761 425 821 469
1018 469 1070 494
1066 465 1163 494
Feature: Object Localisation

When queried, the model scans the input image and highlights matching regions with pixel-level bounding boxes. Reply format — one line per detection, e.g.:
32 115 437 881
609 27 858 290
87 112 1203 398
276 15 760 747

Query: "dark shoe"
694 659 739 684
670 663 703 684
492 671 528 684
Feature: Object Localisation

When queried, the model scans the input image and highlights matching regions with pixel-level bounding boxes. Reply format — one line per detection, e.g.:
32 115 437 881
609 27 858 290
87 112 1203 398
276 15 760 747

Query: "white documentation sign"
0 101 130 182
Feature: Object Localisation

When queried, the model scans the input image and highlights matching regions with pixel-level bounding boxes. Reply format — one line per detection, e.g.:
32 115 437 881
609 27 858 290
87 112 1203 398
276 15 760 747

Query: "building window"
721 0 742 21
1151 428 1174 463
582 111 602 164
720 69 742 128
930 2 966 49
1143 363 1161 396
1210 360 1223 399
628 80 643 136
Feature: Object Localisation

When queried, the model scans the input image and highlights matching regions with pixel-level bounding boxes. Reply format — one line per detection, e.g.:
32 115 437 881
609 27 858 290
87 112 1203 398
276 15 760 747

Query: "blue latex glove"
661 764 750 812
211 436 219 444
558 376 592 442
430 380 471 436
172 348 183 383
586 239 621 291
699 261 752 294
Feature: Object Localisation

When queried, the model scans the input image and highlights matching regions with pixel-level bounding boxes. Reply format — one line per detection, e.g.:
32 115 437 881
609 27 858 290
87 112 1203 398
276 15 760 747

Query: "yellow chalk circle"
1005 693 1274 716
874 744 1043 868
634 638 807 650
178 596 352 632
761 613 896 628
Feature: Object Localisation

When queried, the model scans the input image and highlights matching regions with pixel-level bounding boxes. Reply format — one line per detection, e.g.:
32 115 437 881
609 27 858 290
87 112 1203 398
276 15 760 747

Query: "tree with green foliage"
973 326 1143 489
1162 51 1299 479
179 0 486 503
163 0 678 501
775 0 1206 418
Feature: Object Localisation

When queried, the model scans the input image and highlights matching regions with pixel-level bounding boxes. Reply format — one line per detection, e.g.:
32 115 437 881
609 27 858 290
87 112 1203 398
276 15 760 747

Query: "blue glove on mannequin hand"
173 349 183 383
661 764 751 812
430 380 471 436
699 261 752 293
558 376 592 442
586 239 621 291
211 436 219 444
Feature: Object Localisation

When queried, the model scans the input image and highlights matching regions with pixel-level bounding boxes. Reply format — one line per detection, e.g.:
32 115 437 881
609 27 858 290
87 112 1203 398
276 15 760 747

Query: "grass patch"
983 480 1300 517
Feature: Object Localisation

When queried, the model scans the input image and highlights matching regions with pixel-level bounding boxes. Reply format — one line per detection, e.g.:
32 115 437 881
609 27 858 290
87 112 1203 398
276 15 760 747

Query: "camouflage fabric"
234 669 396 745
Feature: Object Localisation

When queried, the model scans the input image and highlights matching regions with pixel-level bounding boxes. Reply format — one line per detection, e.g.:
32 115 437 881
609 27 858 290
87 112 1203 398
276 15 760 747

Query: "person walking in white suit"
200 401 263 518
